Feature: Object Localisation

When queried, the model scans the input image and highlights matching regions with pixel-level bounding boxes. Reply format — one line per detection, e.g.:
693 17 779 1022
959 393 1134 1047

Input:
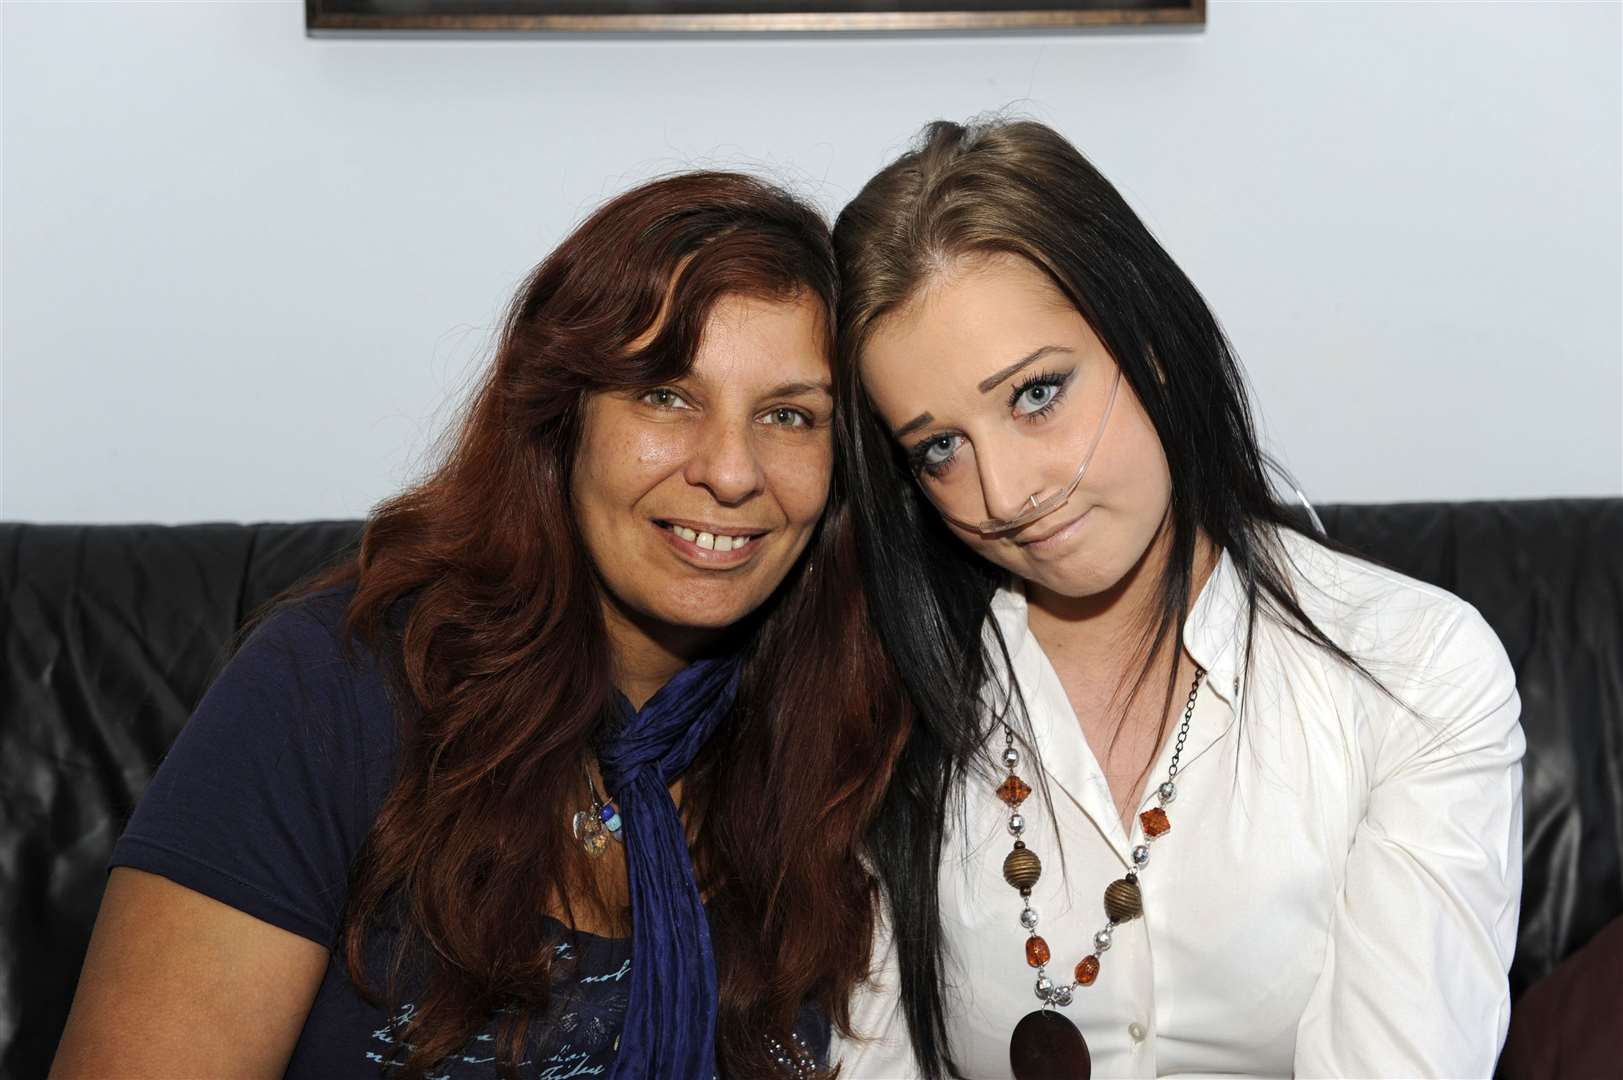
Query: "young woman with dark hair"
828 120 1524 1079
52 171 907 1079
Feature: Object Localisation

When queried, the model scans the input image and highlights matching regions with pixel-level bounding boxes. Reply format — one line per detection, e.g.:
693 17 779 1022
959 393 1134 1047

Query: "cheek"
577 426 690 502
1087 391 1171 509
761 437 833 525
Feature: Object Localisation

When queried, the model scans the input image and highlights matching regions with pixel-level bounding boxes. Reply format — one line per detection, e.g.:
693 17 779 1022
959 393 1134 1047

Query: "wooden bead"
1003 846 1043 891
1103 877 1143 923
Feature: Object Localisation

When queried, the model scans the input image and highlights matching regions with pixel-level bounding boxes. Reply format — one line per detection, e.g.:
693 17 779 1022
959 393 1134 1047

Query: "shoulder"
224 587 397 712
176 585 405 797
1265 530 1517 737
1273 529 1502 669
114 586 404 943
236 587 367 670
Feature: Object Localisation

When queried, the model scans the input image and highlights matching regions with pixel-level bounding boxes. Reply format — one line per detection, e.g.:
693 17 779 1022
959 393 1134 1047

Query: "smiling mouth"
656 520 768 554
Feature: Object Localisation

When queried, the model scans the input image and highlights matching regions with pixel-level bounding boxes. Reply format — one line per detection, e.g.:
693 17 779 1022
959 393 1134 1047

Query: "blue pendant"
600 801 623 839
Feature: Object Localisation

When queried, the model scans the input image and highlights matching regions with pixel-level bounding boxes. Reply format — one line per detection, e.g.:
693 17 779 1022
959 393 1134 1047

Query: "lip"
654 519 771 569
660 516 774 537
1015 507 1092 551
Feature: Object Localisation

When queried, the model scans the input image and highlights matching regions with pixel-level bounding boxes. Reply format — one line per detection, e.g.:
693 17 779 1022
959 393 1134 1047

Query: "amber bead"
1025 935 1051 967
1140 807 1171 838
997 774 1033 807
1075 954 1100 986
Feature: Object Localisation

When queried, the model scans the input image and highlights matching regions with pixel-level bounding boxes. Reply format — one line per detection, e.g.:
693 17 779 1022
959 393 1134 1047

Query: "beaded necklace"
999 668 1205 1080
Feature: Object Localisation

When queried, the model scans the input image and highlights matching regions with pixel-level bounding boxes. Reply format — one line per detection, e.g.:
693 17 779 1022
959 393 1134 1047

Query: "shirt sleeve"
1293 602 1525 1078
109 599 395 948
830 910 924 1079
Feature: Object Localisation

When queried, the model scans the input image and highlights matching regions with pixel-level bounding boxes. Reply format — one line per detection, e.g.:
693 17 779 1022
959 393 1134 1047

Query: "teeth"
665 524 755 551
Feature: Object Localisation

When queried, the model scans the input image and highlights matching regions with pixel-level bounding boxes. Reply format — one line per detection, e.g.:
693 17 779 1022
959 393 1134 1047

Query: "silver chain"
1003 665 1205 1007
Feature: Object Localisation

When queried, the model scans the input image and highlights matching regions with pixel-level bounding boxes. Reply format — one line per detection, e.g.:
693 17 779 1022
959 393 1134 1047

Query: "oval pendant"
572 810 608 856
1009 1009 1090 1080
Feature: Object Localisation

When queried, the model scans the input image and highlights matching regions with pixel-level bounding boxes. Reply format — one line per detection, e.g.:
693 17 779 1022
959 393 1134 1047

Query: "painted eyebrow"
894 411 934 439
976 345 1076 393
891 345 1075 439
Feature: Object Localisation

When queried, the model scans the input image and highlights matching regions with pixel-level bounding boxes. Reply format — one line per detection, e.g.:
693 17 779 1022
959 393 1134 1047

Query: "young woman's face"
573 292 833 644
861 253 1171 601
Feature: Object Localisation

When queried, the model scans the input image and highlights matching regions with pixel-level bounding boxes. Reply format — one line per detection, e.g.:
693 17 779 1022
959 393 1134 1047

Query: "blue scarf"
597 655 741 1080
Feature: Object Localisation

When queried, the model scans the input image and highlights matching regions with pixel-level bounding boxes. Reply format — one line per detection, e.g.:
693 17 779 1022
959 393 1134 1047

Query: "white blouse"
835 531 1525 1079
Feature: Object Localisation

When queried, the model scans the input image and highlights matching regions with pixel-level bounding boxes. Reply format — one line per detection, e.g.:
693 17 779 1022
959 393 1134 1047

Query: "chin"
1020 553 1128 600
655 581 778 633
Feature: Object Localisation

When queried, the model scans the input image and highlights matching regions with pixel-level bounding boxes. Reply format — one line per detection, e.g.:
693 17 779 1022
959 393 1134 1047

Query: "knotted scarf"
597 654 742 1079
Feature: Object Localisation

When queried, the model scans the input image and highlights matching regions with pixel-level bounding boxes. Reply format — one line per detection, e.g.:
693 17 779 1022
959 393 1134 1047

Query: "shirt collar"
987 544 1250 707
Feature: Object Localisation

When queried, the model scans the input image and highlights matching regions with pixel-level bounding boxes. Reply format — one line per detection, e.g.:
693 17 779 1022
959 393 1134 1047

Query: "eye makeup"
904 366 1079 478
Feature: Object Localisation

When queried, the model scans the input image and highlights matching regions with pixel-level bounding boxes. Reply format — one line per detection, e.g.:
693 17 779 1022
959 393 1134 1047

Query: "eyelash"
1008 369 1071 417
639 388 816 429
762 406 816 429
640 387 690 409
906 368 1075 479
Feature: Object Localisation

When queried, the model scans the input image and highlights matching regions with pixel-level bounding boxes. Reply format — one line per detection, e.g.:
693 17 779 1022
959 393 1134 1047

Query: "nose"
682 414 767 506
975 436 1039 524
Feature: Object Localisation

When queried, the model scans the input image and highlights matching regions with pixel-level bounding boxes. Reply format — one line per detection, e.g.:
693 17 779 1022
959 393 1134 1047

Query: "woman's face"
573 292 833 648
861 252 1171 601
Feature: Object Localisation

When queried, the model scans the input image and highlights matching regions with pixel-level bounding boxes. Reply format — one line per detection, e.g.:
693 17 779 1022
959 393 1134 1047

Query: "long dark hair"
306 171 908 1078
833 119 1372 1078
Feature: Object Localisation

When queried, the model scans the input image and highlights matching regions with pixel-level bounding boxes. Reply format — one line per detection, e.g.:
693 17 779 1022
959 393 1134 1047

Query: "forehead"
861 253 1082 412
686 292 831 385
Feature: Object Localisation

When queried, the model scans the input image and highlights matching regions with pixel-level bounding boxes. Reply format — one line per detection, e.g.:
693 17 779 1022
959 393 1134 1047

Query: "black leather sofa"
3 499 1620 1078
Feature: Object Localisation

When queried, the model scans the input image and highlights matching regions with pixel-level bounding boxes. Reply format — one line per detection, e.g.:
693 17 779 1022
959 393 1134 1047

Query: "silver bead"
1051 986 1074 1007
1158 781 1176 804
1093 927 1113 952
1034 974 1054 1001
1020 906 1039 930
1008 813 1025 836
1132 844 1150 868
1002 746 1020 768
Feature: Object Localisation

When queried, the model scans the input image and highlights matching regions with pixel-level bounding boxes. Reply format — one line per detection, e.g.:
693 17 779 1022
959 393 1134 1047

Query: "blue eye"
1009 370 1072 419
911 433 962 476
1013 383 1054 415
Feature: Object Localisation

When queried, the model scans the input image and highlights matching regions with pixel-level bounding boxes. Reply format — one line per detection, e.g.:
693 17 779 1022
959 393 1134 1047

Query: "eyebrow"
891 344 1076 440
767 380 834 399
894 411 935 439
976 345 1075 393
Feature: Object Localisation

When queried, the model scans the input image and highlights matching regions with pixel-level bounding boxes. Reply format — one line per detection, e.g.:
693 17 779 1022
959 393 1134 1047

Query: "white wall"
3 0 1619 524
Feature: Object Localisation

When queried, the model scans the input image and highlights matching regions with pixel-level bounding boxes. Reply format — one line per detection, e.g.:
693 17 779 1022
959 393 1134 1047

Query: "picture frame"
306 0 1205 34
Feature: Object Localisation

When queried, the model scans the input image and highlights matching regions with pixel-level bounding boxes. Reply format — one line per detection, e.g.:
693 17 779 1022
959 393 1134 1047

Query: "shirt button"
1128 1022 1147 1042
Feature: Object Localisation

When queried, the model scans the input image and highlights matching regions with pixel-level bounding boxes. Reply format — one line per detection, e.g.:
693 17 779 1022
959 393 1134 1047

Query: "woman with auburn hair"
52 171 906 1079
830 120 1523 1079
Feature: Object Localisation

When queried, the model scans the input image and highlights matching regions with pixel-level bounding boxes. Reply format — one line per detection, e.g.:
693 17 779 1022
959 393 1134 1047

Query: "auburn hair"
307 171 909 1077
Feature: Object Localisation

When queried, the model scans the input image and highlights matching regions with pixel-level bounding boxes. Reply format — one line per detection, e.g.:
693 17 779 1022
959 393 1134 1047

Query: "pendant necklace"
1000 667 1204 1080
571 758 624 857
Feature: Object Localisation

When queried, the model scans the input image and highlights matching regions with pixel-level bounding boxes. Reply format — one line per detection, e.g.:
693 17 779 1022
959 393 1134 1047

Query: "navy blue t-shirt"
110 590 828 1078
